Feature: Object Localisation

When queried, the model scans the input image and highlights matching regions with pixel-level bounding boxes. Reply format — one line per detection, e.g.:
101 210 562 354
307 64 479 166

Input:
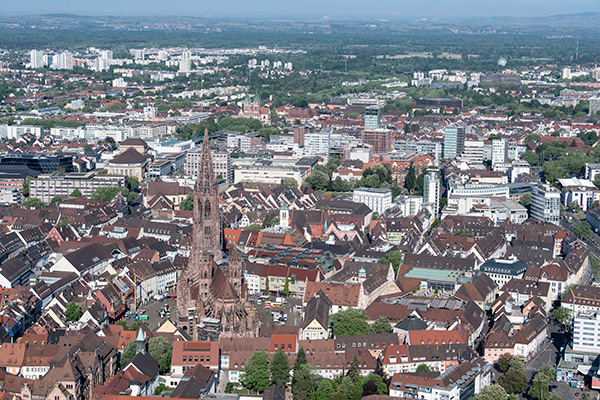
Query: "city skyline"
2 0 600 19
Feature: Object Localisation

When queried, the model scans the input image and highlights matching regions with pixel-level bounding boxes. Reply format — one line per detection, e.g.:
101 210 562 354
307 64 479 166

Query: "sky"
2 0 600 19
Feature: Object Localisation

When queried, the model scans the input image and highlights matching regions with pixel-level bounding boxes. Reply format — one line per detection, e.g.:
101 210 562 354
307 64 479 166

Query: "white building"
353 187 392 216
394 195 423 217
303 131 331 159
30 50 44 69
234 162 303 186
491 139 507 167
573 313 600 353
530 184 561 225
423 169 441 218
7 125 44 139
461 140 484 164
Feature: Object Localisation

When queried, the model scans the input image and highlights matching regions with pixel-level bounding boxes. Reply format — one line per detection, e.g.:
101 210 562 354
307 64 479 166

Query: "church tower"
193 126 222 261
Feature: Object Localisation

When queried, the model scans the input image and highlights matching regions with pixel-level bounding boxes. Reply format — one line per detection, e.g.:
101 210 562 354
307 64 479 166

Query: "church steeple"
135 328 146 355
192 124 221 260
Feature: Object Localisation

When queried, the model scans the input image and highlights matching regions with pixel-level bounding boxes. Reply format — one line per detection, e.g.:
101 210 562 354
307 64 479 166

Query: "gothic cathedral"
177 127 257 340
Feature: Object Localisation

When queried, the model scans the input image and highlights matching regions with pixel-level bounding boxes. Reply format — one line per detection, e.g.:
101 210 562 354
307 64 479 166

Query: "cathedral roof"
211 263 237 300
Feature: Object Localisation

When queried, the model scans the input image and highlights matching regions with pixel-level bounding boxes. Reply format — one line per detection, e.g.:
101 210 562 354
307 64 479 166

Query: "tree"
283 277 291 297
371 317 392 334
244 224 262 231
331 308 371 336
270 348 290 388
519 193 531 209
405 163 416 192
65 302 82 322
127 176 140 191
282 177 298 189
498 365 527 394
315 378 336 400
70 188 82 197
472 384 508 400
347 354 360 382
22 176 31 196
574 221 593 238
180 193 193 210
292 363 320 400
551 307 572 328
148 337 172 374
416 364 431 373
242 350 270 394
569 201 582 212
120 340 136 367
97 169 109 175
262 214 274 229
91 186 135 203
22 198 46 208
363 374 387 396
538 364 556 381
378 250 403 275
50 196 62 204
294 346 307 370
497 353 513 372
528 370 551 400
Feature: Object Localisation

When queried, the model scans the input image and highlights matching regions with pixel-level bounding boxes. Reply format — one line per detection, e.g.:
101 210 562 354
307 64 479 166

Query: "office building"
573 313 600 353
304 131 331 159
364 105 381 130
234 161 304 185
0 154 74 174
394 195 423 217
30 50 44 69
530 184 561 225
423 169 441 218
353 187 393 215
30 172 126 203
443 127 465 159
186 147 233 182
460 140 484 164
412 97 463 110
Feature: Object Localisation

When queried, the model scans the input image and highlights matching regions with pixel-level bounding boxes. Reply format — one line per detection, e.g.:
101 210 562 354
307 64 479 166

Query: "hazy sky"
3 0 600 19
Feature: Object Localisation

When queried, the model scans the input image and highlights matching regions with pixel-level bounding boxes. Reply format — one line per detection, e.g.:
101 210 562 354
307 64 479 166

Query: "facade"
361 129 394 154
443 126 465 159
177 127 257 340
480 259 527 289
531 184 561 225
491 138 507 167
585 163 600 182
573 313 600 353
353 187 392 215
0 154 74 174
106 148 150 178
186 147 233 182
30 172 126 203
364 105 381 130
234 162 303 186
461 140 484 164
423 169 441 218
394 140 442 161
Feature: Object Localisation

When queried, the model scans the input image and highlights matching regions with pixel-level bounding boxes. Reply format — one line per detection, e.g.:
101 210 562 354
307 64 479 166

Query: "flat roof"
404 268 463 283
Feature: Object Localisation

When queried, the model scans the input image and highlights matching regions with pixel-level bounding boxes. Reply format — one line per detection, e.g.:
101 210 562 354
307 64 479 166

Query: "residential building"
531 184 561 225
423 168 440 218
361 129 394 154
491 139 507 167
353 187 392 216
586 163 600 182
394 140 442 161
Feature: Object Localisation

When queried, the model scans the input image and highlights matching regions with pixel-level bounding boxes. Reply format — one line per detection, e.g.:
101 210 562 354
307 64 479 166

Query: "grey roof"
170 364 216 399
480 259 527 275
394 315 428 332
